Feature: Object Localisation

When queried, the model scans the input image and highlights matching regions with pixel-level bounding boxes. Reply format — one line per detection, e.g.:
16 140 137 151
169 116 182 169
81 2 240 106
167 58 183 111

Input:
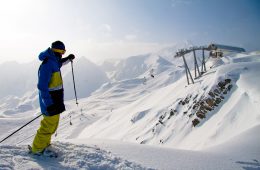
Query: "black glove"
47 104 57 113
67 54 75 61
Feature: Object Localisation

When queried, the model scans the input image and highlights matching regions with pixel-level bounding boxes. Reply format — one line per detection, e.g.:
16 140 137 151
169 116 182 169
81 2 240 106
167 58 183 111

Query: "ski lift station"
174 43 246 85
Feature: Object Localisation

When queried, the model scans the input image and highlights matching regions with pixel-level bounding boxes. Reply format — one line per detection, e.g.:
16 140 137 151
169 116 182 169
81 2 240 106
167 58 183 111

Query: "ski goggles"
52 48 66 55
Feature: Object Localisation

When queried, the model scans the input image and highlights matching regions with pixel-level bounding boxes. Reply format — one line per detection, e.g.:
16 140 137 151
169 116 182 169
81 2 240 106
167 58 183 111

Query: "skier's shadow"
32 155 69 170
236 159 260 170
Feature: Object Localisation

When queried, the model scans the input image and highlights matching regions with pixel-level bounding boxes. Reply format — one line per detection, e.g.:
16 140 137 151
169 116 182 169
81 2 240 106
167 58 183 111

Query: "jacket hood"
38 48 57 61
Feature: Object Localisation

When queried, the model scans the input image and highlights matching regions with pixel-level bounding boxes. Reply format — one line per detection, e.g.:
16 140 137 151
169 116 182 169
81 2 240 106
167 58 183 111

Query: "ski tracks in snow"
0 142 153 170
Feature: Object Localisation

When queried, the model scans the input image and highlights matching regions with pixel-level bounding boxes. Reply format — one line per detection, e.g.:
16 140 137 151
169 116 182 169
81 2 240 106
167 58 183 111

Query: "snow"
66 139 243 170
0 142 152 170
0 46 260 170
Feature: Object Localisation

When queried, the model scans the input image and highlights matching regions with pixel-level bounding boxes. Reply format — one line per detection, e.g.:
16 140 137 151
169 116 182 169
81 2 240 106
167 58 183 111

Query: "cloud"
99 24 112 37
125 34 137 41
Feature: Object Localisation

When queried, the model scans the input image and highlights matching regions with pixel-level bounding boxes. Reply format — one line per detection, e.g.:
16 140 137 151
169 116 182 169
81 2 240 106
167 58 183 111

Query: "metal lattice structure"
174 44 245 85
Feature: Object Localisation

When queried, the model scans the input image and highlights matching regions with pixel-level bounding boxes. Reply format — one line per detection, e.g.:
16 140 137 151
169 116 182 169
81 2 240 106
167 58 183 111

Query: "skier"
143 76 147 85
29 41 75 157
150 69 155 78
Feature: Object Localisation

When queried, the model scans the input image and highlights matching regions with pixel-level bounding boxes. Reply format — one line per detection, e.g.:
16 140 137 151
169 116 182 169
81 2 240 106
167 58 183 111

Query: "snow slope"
77 52 260 150
0 48 260 170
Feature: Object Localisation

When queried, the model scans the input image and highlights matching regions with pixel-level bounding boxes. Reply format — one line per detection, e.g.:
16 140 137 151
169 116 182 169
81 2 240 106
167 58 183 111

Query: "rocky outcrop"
138 78 234 144
191 78 233 127
157 78 233 128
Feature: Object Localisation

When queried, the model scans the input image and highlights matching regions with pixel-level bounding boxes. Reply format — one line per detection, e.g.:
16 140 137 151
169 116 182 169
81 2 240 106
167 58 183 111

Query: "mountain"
101 41 201 82
0 57 109 116
0 90 38 116
62 57 109 100
0 47 259 170
0 60 38 99
78 51 260 150
101 53 175 81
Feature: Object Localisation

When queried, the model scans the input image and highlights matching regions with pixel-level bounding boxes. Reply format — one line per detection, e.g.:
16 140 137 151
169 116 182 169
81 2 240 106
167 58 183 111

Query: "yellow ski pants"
31 114 60 153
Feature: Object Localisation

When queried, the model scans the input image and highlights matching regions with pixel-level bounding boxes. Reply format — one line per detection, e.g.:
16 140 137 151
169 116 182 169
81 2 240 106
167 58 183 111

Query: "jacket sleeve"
37 62 53 107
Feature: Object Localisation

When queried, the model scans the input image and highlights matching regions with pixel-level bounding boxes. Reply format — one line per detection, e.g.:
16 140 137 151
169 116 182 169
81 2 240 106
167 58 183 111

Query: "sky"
0 0 259 64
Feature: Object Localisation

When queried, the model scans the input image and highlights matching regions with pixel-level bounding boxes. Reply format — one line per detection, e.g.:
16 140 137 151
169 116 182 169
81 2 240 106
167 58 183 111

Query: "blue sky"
0 0 259 63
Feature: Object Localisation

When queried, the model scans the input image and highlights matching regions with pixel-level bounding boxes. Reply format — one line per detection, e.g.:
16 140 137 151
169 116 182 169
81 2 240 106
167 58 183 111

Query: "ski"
28 145 58 158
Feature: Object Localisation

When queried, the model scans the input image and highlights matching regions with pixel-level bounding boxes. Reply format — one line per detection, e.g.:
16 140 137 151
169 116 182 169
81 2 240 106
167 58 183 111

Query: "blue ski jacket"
38 48 65 116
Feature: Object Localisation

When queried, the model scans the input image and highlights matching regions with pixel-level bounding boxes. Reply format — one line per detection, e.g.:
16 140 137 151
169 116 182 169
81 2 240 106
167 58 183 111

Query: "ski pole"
0 114 42 144
71 60 79 106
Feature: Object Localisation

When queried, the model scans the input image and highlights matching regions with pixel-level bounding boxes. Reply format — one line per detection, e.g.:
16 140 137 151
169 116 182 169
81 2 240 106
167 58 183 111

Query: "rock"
227 84 233 91
218 81 226 89
196 112 206 119
215 98 222 104
208 91 215 98
170 110 175 116
225 79 231 84
204 105 213 111
193 94 198 100
184 97 190 104
206 98 215 107
193 104 199 110
214 89 220 94
192 118 200 127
